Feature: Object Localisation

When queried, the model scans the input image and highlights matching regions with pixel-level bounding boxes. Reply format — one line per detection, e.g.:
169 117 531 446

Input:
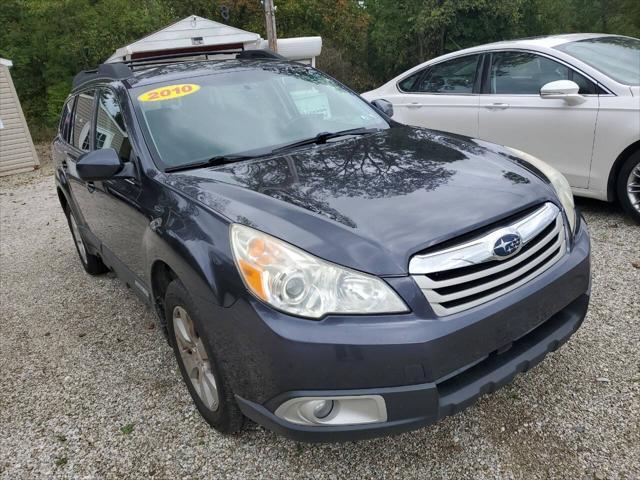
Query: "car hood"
161 126 557 276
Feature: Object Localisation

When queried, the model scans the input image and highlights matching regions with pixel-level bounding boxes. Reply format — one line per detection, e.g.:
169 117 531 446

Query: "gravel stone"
1 168 639 479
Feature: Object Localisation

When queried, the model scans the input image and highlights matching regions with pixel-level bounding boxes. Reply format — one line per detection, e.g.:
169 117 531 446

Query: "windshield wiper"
271 127 382 154
164 154 255 173
164 128 382 172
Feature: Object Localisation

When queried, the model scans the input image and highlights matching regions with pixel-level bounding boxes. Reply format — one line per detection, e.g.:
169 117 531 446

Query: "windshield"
132 63 388 169
555 36 640 85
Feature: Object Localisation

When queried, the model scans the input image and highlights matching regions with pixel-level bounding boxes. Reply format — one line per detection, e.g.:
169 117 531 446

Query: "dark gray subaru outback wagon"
53 51 591 442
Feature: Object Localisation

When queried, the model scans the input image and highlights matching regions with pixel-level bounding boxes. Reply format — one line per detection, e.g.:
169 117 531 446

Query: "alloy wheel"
172 306 220 411
627 163 640 213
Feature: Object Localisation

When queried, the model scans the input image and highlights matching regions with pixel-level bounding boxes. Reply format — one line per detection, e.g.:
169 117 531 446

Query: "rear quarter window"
398 70 425 92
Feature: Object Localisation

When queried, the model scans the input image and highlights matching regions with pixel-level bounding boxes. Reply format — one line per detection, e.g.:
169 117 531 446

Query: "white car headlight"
230 224 409 319
506 147 577 234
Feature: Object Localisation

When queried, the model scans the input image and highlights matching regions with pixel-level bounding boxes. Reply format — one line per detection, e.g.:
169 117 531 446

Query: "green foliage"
120 422 134 434
0 0 173 128
0 0 638 131
523 0 640 37
46 80 72 126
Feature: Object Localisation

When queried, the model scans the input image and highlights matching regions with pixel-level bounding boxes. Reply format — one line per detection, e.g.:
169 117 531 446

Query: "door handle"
86 181 96 193
485 103 510 110
406 102 422 109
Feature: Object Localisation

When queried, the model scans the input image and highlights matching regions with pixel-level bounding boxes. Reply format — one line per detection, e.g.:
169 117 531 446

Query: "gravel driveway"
1 171 638 479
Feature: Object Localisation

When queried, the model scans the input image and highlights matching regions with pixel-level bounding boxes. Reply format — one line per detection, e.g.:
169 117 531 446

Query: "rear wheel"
165 279 244 434
64 208 108 275
617 150 640 224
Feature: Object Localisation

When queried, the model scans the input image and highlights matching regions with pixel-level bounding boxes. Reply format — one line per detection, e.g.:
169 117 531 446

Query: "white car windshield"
555 36 640 86
132 62 388 169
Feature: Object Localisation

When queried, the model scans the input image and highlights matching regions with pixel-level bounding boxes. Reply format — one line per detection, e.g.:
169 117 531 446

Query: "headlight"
230 224 409 319
506 147 577 234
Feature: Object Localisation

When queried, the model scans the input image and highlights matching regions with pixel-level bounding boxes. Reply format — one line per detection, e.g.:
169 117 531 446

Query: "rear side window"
418 55 480 94
96 89 131 161
72 90 95 151
59 98 75 143
398 70 425 92
488 51 598 95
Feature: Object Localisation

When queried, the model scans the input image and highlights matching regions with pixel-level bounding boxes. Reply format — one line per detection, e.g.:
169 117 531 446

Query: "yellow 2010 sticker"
138 84 201 102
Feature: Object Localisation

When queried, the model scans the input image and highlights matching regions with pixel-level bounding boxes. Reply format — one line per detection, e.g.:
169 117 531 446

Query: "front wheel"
617 150 640 224
165 279 244 434
64 208 108 275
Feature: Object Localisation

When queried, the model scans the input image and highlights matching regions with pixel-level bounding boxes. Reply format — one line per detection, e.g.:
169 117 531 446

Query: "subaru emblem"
493 233 522 258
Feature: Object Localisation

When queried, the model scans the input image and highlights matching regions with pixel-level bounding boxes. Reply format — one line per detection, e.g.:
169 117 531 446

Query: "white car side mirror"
540 80 585 105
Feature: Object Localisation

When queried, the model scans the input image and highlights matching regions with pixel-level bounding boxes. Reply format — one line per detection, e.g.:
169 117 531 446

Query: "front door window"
488 51 597 95
96 89 131 161
72 90 95 151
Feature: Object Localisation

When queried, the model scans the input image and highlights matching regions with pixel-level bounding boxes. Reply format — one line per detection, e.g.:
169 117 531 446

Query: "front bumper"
236 292 588 442
199 216 591 442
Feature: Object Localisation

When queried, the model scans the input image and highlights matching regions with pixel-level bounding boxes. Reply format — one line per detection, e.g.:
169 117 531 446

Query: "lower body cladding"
201 219 591 442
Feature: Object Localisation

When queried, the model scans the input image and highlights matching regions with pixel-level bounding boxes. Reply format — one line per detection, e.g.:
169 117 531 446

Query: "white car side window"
420 55 480 94
489 51 598 95
398 55 480 94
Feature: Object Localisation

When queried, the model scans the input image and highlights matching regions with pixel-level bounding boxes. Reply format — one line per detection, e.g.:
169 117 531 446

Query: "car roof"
440 33 618 57
387 33 624 80
123 58 297 88
71 50 294 92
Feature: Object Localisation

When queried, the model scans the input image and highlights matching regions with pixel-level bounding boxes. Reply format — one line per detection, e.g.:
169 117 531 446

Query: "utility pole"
263 0 278 52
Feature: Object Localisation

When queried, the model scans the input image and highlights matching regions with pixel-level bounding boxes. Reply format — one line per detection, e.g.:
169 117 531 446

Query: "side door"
64 89 100 238
389 54 482 137
478 50 599 189
83 87 149 284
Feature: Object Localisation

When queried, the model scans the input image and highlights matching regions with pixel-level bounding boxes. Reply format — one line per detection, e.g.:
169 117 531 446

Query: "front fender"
144 189 242 310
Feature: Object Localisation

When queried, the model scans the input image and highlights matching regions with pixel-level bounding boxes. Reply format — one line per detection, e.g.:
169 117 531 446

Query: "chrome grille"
410 203 567 316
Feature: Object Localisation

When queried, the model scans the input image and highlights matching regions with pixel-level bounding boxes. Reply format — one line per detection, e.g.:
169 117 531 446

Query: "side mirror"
371 99 394 118
540 80 585 105
76 148 134 181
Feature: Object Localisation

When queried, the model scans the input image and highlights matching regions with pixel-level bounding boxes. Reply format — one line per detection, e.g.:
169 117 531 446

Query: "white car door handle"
485 103 510 110
406 102 422 109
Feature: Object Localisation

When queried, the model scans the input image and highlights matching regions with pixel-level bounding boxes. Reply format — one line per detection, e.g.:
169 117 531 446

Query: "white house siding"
72 93 95 149
0 62 39 176
96 105 125 153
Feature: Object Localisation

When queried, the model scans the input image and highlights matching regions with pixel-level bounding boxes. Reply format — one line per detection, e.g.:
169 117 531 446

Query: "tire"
616 150 640 224
165 279 244 434
64 207 108 275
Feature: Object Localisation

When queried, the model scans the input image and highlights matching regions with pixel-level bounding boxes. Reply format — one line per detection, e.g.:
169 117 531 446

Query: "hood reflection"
211 127 464 227
159 126 552 275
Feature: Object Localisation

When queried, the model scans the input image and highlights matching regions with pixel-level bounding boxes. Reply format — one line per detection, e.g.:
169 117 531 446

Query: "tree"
365 0 526 82
0 0 173 131
0 0 638 133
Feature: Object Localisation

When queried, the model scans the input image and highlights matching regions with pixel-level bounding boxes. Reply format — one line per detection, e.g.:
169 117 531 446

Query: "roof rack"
72 63 133 89
122 47 243 67
72 49 285 89
236 49 285 61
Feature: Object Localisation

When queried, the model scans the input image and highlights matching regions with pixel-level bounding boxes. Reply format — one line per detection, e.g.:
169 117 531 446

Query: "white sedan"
362 34 640 222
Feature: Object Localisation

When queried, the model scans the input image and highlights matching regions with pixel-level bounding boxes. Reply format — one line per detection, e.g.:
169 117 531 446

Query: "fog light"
274 395 387 426
313 399 334 419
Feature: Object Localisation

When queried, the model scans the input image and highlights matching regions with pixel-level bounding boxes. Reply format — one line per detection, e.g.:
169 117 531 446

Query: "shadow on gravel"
575 197 637 226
